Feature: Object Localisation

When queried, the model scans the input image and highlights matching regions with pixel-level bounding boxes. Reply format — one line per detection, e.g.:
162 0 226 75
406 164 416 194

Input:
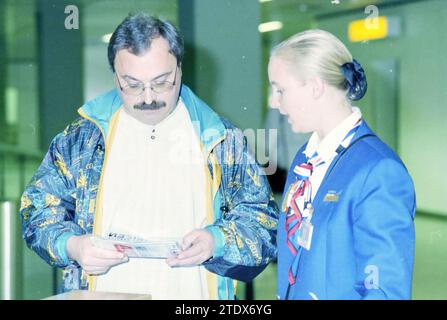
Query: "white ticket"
91 234 182 259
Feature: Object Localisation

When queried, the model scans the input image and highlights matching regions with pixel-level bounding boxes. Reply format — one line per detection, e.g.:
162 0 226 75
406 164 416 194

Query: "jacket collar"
351 119 376 142
298 119 376 162
78 84 226 155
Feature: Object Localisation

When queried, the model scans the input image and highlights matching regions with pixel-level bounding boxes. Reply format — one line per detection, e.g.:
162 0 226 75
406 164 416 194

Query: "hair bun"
340 59 367 101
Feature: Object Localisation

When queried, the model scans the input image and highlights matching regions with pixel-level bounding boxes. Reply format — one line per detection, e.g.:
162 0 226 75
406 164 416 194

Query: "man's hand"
166 229 215 267
66 235 129 275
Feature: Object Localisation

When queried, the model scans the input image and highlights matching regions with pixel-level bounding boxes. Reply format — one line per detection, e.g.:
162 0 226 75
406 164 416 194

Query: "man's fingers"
83 266 109 275
95 257 128 267
167 254 207 267
83 255 128 268
166 230 214 267
181 230 201 250
177 242 203 259
167 242 206 267
91 246 126 260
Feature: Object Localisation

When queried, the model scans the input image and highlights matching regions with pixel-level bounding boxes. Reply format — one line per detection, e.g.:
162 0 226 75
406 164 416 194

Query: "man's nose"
143 86 156 104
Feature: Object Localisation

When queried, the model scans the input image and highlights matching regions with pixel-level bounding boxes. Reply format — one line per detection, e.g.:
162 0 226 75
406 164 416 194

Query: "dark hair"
107 13 184 72
340 59 368 101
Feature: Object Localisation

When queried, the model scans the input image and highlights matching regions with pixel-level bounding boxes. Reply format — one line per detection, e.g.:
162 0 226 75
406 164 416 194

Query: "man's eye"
128 83 141 89
153 81 167 88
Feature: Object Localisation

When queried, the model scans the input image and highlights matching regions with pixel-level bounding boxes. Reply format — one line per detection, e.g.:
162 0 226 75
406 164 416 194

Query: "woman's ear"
311 76 325 99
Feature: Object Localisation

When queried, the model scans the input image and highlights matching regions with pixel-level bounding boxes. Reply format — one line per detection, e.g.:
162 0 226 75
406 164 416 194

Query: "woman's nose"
269 94 280 110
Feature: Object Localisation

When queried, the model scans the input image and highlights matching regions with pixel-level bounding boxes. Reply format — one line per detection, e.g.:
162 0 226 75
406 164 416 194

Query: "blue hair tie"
340 59 367 101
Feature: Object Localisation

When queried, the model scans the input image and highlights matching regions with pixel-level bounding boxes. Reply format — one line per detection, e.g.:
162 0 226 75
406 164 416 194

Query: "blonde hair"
271 29 353 94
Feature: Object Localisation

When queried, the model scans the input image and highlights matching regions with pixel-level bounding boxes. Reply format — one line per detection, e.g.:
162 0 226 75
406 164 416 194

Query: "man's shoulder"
51 117 101 151
217 117 246 146
61 117 98 137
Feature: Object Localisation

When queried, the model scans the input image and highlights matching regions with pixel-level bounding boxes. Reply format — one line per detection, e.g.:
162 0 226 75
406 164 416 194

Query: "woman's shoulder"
358 136 400 161
344 130 412 188
340 121 403 166
352 123 405 169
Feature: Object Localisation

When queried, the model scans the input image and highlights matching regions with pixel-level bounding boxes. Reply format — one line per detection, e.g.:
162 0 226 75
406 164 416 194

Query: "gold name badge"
323 191 340 202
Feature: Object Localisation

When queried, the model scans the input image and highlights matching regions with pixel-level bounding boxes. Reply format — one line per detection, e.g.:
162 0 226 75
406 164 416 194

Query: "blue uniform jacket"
277 121 416 300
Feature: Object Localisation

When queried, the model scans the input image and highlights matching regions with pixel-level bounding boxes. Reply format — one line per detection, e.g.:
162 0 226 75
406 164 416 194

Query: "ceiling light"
101 33 112 43
258 21 283 33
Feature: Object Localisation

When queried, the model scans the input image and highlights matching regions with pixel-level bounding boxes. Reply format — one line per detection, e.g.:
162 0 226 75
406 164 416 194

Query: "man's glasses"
116 67 178 96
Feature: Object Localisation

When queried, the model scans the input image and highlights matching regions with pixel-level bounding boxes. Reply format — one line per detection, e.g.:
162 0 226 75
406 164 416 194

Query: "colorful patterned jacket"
20 85 279 299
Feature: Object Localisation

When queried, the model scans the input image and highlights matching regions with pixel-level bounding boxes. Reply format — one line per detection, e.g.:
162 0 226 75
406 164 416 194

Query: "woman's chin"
290 124 309 134
289 121 300 133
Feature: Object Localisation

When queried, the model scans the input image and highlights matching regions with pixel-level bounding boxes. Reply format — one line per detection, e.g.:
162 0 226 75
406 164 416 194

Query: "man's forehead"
114 38 176 77
116 50 175 67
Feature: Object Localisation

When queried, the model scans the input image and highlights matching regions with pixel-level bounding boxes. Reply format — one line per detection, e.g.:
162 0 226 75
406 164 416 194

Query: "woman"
269 29 415 300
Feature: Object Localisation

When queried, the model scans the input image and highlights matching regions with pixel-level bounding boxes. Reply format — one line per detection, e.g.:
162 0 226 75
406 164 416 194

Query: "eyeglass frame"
115 66 178 96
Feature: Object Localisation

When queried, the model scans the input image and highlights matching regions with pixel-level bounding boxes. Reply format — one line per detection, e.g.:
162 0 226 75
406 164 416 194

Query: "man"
20 13 278 299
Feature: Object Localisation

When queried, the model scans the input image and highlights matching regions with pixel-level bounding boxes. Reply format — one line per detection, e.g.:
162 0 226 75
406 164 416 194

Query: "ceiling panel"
82 0 178 46
262 0 420 22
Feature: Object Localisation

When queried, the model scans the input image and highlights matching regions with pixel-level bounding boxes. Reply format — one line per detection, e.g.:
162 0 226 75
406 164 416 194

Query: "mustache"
133 101 166 110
